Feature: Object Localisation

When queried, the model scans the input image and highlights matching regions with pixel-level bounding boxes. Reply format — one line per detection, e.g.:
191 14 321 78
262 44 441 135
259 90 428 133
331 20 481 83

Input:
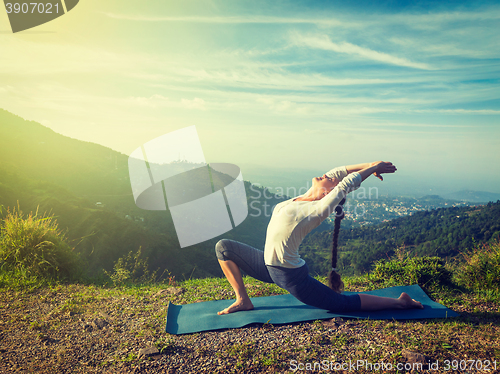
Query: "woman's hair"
328 198 346 293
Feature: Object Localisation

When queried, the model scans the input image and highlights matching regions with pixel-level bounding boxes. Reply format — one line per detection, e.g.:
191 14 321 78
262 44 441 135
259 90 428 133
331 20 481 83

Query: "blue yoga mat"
165 284 458 335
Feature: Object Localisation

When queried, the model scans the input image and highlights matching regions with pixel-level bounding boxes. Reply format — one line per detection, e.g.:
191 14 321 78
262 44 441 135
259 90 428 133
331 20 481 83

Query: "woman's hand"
358 161 397 182
371 161 397 181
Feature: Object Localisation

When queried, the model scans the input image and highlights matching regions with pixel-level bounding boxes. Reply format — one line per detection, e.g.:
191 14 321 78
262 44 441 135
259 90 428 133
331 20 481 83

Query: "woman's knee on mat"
215 239 233 261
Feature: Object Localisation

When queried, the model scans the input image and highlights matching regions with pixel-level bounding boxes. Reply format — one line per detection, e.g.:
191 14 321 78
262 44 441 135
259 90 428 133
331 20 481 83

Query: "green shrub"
105 247 158 286
372 251 452 288
0 205 78 280
454 240 500 292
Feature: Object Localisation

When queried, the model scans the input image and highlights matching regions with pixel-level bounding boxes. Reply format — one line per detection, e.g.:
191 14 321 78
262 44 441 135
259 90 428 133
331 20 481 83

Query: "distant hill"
419 195 444 201
0 109 131 197
441 190 500 203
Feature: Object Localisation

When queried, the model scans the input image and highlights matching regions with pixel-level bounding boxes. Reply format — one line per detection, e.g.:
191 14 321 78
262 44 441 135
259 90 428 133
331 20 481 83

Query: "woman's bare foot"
398 292 424 309
218 298 254 315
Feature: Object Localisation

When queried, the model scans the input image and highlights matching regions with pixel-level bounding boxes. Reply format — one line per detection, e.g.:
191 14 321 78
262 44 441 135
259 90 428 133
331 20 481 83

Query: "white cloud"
165 66 395 89
389 38 487 58
291 34 433 70
180 97 206 110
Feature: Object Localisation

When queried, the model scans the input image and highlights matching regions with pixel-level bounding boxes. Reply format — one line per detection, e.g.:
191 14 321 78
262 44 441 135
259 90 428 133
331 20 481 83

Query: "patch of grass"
0 267 51 290
259 351 280 367
225 340 257 370
55 292 95 315
226 340 255 359
104 247 162 287
454 240 500 294
29 320 44 331
155 336 176 354
371 250 452 290
330 332 350 349
121 352 137 362
0 205 79 283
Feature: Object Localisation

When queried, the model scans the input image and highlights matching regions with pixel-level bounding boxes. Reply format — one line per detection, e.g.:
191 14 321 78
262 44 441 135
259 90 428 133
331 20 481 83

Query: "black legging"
216 239 361 312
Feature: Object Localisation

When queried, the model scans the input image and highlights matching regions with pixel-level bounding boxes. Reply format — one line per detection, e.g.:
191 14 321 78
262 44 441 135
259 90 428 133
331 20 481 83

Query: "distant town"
326 195 477 228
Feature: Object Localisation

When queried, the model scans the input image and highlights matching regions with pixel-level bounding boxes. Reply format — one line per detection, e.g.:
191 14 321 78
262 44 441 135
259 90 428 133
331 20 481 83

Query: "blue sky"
1 0 499 194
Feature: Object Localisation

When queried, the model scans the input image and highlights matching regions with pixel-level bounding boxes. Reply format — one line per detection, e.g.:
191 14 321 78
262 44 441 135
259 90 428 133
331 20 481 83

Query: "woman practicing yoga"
215 161 423 315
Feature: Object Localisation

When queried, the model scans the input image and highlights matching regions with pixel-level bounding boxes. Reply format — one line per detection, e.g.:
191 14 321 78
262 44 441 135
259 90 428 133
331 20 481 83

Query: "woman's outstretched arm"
325 161 385 181
345 162 372 174
346 161 396 181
